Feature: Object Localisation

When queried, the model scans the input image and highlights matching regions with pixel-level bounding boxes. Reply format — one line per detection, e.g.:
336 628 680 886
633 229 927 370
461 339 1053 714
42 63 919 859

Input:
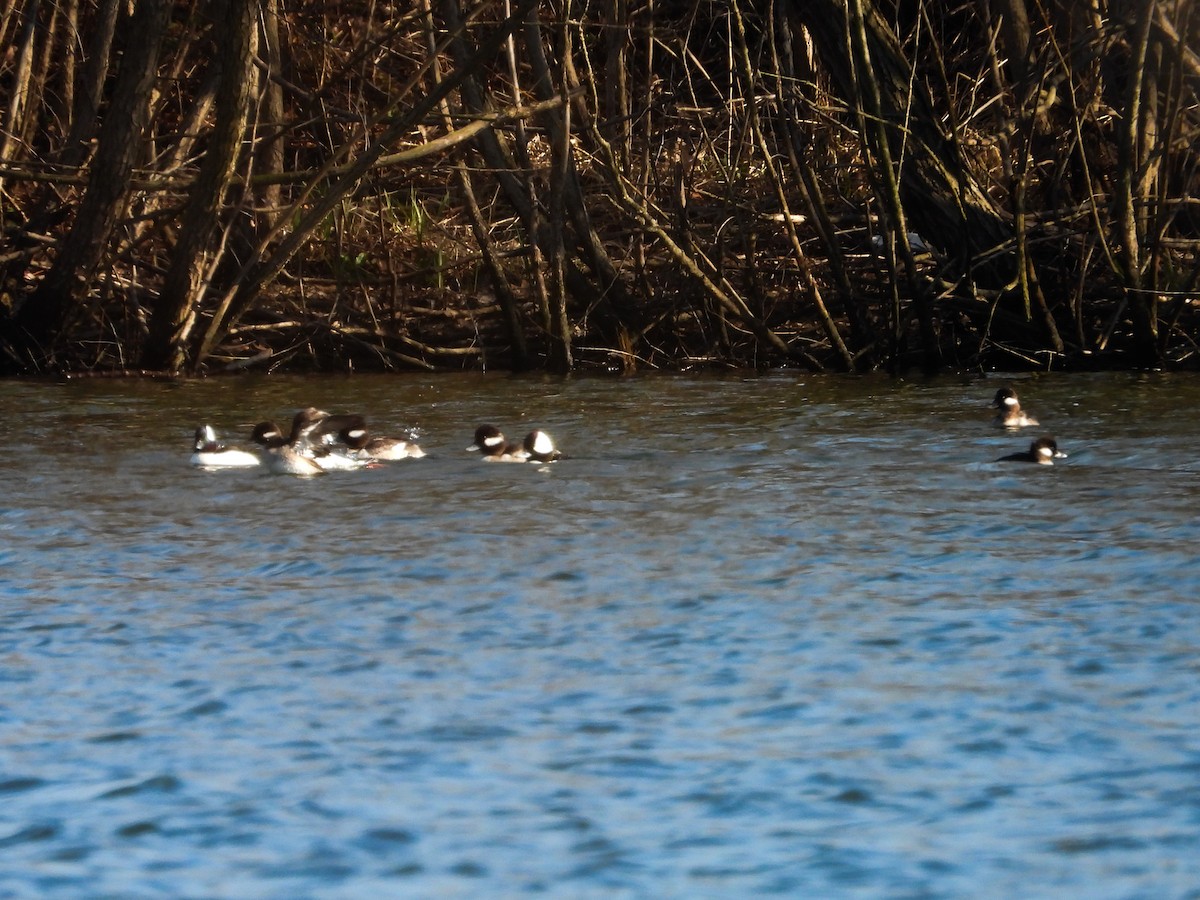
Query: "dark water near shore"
1 372 1198 898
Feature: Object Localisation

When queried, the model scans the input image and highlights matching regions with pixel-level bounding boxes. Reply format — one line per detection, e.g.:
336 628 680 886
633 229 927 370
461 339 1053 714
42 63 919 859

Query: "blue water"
1 372 1198 898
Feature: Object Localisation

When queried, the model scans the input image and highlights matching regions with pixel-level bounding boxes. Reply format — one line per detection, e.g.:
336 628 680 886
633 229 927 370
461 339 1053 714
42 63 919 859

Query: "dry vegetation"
0 0 1198 375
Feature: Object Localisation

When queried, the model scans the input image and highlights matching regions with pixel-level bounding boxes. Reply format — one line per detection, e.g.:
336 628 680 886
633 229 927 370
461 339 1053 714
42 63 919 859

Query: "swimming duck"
997 436 1067 465
280 407 369 448
522 429 563 463
467 425 529 462
992 387 1039 428
250 418 358 473
339 425 426 460
190 425 260 468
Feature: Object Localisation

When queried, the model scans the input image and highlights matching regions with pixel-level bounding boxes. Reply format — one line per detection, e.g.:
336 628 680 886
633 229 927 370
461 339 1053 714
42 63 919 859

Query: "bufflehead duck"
284 407 369 447
281 407 331 445
339 425 426 460
523 429 563 463
190 425 260 468
251 418 357 473
251 421 319 475
992 387 1039 427
296 409 372 468
267 445 327 476
251 421 288 449
467 424 529 462
997 436 1067 465
310 447 365 471
312 413 369 448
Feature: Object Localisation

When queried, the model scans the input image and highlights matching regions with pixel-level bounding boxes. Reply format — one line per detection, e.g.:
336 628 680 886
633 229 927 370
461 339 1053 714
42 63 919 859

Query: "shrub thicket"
0 0 1197 374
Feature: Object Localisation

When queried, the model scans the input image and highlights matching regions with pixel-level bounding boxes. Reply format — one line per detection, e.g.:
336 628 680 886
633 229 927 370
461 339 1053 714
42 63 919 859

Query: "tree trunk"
0 0 41 186
5 0 171 371
142 0 257 372
1115 0 1159 366
60 0 121 165
991 0 1032 86
256 0 286 217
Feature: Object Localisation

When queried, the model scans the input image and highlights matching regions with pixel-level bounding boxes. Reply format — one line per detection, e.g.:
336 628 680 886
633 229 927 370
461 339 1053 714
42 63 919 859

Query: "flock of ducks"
190 407 562 475
992 387 1067 464
190 386 1062 475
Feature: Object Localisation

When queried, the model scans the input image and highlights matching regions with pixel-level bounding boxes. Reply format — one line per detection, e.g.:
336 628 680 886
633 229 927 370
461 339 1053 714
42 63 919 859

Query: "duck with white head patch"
522 429 563 463
190 425 260 468
997 436 1066 465
992 387 1039 428
339 425 426 460
251 411 364 473
467 425 529 462
250 421 324 475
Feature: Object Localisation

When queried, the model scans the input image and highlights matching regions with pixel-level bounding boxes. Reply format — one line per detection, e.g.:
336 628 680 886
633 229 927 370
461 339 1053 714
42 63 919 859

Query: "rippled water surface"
1 372 1199 898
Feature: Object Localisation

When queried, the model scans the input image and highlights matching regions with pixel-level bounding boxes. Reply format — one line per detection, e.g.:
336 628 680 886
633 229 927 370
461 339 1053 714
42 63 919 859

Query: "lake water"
1 371 1198 898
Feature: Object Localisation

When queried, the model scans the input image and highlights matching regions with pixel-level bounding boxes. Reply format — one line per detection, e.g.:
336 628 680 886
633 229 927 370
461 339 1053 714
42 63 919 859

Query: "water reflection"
0 372 1198 896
